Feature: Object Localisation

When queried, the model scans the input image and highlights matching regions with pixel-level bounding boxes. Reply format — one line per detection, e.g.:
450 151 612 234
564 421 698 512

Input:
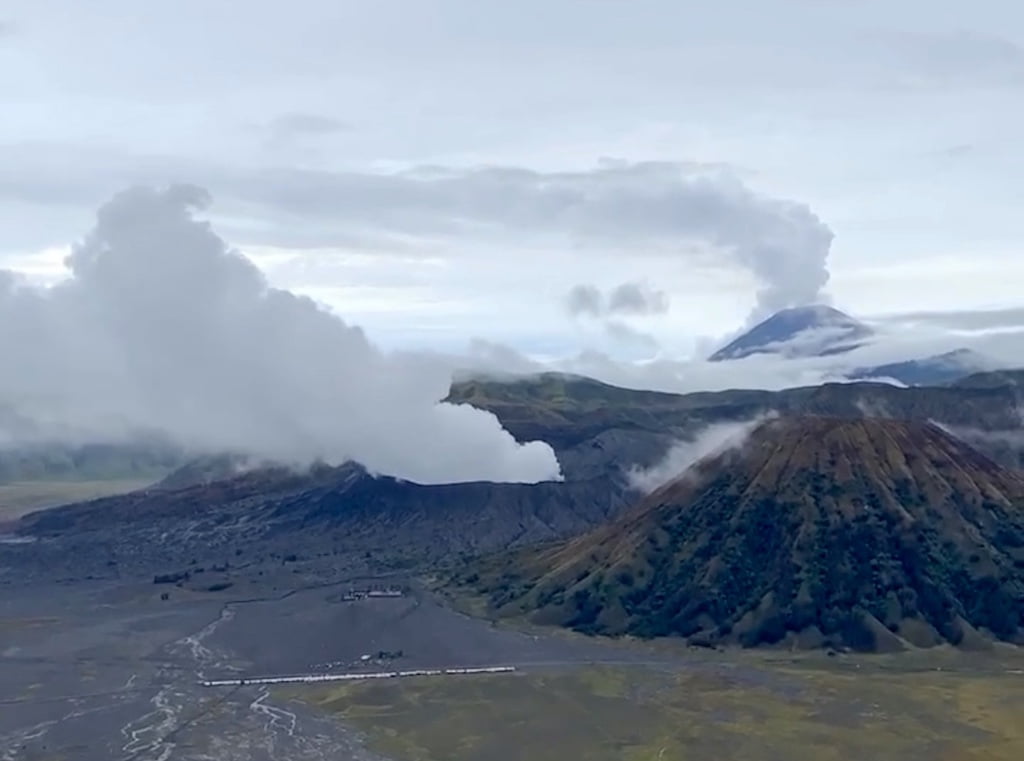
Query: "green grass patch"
0 479 152 520
286 661 1024 761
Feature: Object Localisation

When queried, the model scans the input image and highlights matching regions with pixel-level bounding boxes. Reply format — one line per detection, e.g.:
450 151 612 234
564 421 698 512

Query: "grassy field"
0 479 152 521
287 659 1024 761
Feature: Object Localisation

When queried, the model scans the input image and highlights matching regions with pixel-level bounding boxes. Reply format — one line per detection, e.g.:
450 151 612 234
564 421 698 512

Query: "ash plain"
0 551 672 761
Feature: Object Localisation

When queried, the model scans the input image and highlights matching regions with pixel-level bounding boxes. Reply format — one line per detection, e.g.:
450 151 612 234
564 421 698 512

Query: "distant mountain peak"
708 304 873 362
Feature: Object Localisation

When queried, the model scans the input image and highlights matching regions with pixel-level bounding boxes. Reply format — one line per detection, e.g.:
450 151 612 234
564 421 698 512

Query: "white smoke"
854 396 897 418
627 415 772 493
0 185 561 485
930 417 1024 449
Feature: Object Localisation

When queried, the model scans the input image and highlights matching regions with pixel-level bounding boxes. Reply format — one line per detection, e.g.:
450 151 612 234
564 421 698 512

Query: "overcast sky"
3 0 1023 360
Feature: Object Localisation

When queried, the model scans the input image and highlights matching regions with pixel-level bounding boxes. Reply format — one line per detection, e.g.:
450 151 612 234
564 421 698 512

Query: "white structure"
200 666 516 688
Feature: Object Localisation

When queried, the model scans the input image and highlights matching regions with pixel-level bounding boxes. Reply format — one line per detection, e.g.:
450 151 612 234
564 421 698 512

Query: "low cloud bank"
458 314 1019 397
0 185 561 485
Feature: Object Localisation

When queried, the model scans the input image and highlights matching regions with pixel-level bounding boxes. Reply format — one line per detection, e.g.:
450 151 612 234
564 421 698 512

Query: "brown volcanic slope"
461 417 1024 651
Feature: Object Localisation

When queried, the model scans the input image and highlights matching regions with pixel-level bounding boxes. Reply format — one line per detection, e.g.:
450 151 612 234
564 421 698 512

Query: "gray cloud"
565 285 604 317
607 282 669 316
234 163 835 321
0 185 561 484
0 150 834 319
565 282 668 318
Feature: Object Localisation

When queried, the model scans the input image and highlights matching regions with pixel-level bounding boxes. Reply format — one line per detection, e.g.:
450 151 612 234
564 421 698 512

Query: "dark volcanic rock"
13 461 634 579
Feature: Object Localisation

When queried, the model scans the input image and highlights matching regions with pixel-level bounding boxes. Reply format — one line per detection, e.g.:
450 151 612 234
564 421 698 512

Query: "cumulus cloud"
0 185 561 485
627 415 772 493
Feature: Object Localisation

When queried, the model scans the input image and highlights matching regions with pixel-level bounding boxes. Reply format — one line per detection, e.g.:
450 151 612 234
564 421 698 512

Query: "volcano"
463 416 1024 651
708 305 873 362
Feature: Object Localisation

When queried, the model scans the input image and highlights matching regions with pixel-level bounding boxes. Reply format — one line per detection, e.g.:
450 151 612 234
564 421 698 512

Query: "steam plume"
0 185 561 484
627 415 772 493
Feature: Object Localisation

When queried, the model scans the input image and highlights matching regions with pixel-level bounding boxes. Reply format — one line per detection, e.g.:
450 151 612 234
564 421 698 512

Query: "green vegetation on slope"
0 479 155 521
447 373 754 449
456 417 1024 651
